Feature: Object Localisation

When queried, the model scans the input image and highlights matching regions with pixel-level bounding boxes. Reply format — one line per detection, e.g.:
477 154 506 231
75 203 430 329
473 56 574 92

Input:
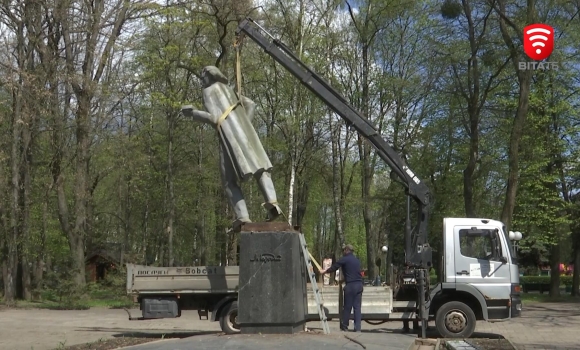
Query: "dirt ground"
0 307 221 350
1 302 578 350
0 306 415 350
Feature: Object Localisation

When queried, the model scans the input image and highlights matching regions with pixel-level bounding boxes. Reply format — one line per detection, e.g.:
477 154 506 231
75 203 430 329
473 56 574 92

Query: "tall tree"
441 0 510 217
491 0 537 230
51 0 145 286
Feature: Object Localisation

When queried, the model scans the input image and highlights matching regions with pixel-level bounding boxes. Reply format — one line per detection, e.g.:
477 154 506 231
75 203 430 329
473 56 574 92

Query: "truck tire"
435 301 476 338
219 301 240 334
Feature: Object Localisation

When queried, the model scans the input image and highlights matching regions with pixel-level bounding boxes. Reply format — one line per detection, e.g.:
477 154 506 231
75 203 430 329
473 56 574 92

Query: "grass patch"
2 282 135 310
86 298 135 309
12 300 90 310
521 293 580 303
8 297 134 310
61 337 159 350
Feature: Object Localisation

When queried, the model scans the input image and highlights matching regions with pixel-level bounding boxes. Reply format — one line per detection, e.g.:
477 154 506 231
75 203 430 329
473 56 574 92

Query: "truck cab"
428 218 522 337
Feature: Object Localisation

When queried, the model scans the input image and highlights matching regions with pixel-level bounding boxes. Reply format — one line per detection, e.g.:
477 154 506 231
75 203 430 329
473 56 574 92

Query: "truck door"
453 226 511 315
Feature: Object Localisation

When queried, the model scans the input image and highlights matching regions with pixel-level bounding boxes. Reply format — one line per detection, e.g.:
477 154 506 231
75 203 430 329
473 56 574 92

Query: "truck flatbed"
127 263 411 323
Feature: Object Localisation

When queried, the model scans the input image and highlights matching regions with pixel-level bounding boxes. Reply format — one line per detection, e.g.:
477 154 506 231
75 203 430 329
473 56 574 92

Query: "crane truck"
124 17 523 339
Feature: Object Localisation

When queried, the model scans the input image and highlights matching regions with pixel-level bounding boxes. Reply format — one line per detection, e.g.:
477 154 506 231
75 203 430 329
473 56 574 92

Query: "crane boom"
236 18 432 269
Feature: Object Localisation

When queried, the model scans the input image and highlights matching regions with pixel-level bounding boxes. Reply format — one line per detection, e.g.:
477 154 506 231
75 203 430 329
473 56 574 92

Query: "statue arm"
240 95 256 121
181 105 213 124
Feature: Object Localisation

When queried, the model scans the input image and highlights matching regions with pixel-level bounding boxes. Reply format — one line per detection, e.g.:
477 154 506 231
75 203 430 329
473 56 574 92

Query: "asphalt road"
116 321 416 350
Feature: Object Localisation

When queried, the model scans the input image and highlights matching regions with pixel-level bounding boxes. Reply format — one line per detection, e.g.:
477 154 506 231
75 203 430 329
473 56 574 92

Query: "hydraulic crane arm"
236 18 432 269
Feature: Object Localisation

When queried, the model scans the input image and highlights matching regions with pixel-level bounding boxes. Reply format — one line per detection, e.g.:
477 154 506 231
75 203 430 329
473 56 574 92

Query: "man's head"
342 244 354 255
201 66 229 87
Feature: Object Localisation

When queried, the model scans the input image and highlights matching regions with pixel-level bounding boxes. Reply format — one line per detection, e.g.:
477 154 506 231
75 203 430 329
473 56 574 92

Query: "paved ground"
473 302 580 350
0 302 578 350
127 325 415 350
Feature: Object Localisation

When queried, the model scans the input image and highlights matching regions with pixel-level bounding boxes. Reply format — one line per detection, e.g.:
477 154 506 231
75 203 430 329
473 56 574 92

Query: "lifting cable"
233 35 244 108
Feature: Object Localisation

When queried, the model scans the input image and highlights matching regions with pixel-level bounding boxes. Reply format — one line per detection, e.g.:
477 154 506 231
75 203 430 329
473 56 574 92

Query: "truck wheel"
219 301 240 334
435 301 476 338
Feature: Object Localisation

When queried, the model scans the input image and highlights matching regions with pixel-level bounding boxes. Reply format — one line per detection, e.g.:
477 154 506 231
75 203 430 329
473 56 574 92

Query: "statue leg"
219 142 250 228
254 170 283 221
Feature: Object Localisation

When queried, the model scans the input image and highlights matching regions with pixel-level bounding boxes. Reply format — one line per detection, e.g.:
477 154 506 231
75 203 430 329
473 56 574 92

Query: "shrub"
519 276 572 286
520 276 550 285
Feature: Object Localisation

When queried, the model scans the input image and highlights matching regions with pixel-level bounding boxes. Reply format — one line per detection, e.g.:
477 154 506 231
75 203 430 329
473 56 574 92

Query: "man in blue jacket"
320 244 363 332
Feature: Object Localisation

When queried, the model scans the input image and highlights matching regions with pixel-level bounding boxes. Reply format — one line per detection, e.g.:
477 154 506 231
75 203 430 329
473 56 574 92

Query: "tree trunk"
461 0 480 219
32 187 49 299
20 123 33 300
199 213 207 265
166 113 175 267
571 222 580 296
124 116 134 265
549 242 561 297
495 0 535 230
69 92 93 287
463 111 479 218
0 145 9 301
143 114 154 264
227 232 238 266
4 17 28 303
572 242 580 297
215 191 228 265
6 113 20 303
360 43 377 280
287 156 296 225
331 120 345 249
196 127 207 266
499 73 531 229
50 52 75 285
295 179 309 228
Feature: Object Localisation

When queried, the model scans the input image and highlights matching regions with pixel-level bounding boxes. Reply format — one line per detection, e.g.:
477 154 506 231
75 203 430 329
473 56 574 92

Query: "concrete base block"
238 223 307 334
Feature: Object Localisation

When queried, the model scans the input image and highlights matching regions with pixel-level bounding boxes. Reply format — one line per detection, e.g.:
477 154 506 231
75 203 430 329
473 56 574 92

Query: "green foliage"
1 0 580 298
30 267 132 310
520 293 580 303
513 68 576 265
520 276 573 286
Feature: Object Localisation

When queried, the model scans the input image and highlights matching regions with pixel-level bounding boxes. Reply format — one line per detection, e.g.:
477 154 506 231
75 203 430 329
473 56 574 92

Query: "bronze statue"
182 66 282 229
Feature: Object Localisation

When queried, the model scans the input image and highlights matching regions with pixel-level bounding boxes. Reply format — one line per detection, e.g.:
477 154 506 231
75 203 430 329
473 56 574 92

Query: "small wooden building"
85 248 121 283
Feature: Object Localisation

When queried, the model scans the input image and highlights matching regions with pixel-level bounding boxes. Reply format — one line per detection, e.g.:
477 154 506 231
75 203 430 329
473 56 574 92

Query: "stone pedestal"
238 222 307 334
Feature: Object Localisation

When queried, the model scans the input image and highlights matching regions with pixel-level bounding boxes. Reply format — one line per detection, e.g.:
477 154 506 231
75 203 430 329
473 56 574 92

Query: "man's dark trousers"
342 281 363 331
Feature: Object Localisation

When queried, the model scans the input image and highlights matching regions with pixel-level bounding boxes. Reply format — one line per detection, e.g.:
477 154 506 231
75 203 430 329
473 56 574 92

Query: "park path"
474 302 580 350
0 302 578 350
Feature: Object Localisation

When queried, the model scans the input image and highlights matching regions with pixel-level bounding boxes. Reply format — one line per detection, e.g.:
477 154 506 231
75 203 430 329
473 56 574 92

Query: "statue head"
201 66 229 87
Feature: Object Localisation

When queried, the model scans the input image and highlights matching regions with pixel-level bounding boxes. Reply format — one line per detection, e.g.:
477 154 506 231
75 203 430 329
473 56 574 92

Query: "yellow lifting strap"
216 101 240 131
308 251 326 291
308 251 323 272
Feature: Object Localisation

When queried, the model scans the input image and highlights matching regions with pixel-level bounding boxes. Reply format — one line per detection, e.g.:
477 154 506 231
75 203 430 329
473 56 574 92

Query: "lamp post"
381 245 388 283
508 231 523 257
